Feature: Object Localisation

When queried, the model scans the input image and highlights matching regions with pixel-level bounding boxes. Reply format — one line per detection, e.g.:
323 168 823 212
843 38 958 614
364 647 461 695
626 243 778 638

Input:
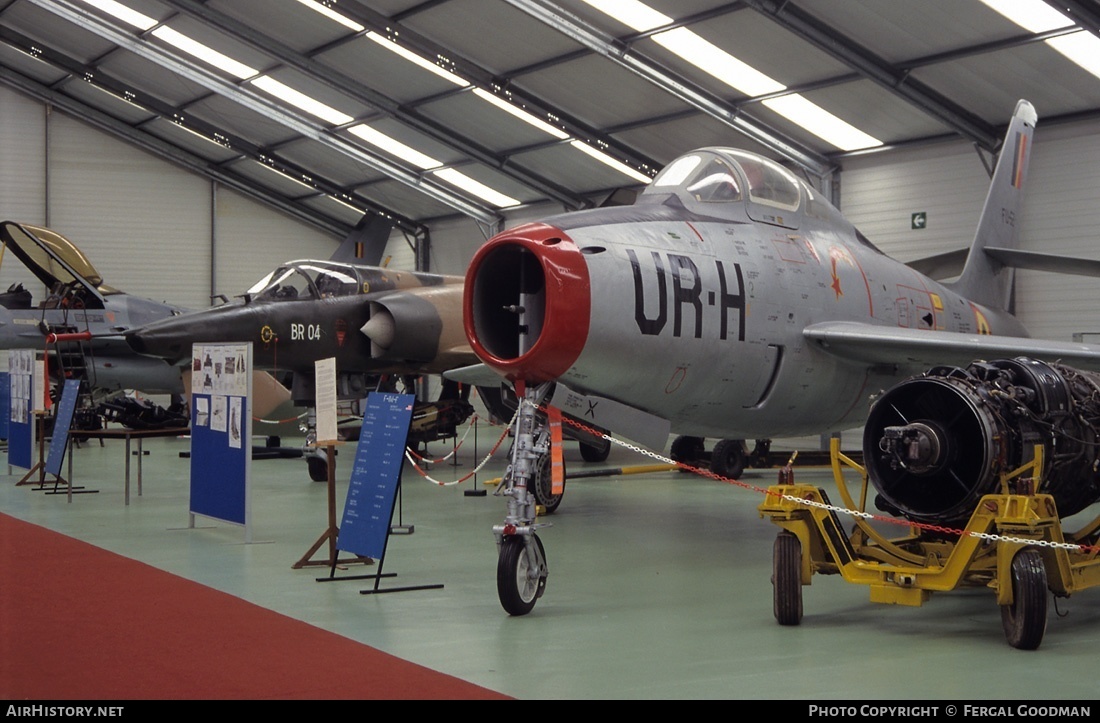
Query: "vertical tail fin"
946 99 1037 312
328 212 394 265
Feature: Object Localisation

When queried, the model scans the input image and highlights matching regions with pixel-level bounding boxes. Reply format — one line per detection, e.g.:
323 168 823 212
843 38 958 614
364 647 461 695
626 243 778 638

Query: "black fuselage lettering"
717 260 746 341
669 254 702 338
628 248 745 342
628 248 668 335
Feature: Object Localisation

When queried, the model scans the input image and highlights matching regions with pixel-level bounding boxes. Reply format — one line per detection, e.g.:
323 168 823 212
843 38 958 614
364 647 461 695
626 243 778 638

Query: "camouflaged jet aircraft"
126 258 474 400
456 99 1100 616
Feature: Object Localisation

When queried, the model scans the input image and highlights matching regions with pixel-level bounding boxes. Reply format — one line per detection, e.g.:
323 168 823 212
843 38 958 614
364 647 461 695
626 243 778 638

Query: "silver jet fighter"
458 99 1100 615
0 220 188 405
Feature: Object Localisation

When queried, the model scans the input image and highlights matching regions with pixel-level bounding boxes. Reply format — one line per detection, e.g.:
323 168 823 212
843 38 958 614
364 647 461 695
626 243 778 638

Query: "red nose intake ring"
464 223 591 384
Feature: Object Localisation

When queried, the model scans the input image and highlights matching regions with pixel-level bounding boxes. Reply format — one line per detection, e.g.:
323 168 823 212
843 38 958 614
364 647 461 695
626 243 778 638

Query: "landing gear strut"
494 383 552 615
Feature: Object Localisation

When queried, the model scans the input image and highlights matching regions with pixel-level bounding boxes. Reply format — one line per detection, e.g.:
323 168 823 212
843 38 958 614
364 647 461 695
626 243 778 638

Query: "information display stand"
39 379 96 501
188 343 252 541
316 392 442 594
9 349 38 477
293 442 374 570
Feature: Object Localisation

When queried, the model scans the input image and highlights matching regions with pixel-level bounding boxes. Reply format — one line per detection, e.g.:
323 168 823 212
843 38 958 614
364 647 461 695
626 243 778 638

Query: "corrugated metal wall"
0 86 351 312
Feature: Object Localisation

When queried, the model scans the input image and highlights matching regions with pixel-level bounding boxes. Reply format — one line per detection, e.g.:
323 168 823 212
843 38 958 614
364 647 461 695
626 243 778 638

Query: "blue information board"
0 371 9 441
45 379 81 477
188 343 251 533
8 350 34 470
337 392 416 560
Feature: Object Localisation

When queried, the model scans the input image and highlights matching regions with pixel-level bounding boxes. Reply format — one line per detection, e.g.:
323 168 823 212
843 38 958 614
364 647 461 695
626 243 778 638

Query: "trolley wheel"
529 453 564 514
1001 548 1048 650
306 455 328 482
773 531 803 626
670 435 705 471
497 534 547 616
711 438 747 479
579 437 611 463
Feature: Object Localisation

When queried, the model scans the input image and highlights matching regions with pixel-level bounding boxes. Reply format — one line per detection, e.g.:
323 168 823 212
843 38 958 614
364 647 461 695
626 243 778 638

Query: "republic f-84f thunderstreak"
458 99 1100 615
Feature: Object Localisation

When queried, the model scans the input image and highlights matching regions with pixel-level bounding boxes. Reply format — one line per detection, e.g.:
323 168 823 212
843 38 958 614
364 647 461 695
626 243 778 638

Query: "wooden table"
67 427 190 505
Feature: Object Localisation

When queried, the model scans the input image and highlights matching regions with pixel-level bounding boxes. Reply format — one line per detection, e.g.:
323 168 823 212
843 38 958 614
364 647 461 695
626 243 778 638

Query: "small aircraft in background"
456 99 1100 616
0 220 192 428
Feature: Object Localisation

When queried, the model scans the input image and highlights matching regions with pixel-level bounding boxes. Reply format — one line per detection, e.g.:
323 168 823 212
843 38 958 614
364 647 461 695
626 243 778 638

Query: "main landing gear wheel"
670 435 705 471
579 437 611 463
772 531 803 626
710 438 747 479
528 453 564 514
1001 548 1048 650
497 534 547 616
306 455 328 482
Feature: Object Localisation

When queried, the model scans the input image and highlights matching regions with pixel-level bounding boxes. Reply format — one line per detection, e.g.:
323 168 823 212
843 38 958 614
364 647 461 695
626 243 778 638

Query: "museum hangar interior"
2 0 1100 700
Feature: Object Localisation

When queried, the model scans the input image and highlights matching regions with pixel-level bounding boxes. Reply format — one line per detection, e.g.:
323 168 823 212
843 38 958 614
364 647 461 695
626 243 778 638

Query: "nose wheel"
497 533 548 616
528 452 564 514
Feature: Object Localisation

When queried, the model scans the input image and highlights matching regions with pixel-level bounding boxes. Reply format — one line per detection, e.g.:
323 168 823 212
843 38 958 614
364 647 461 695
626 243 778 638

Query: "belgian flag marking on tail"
1011 130 1028 189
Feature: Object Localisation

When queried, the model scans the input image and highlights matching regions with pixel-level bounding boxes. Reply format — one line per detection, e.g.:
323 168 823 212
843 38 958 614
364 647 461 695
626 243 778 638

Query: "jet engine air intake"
863 357 1100 528
464 223 591 383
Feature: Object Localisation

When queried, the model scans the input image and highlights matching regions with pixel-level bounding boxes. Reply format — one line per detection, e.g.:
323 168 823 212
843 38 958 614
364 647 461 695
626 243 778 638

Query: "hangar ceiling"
2 0 1099 242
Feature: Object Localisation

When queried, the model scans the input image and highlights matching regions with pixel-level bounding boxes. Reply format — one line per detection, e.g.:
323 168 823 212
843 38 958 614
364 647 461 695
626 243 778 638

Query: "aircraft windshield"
728 152 801 211
247 262 361 300
684 159 742 203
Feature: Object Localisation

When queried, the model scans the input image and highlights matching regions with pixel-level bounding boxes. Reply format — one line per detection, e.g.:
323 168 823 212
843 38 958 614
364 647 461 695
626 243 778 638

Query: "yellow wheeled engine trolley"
759 438 1100 649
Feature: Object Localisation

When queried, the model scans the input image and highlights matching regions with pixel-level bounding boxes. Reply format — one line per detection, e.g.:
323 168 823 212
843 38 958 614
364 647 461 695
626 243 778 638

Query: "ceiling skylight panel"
151 27 259 79
978 0 1073 32
432 168 521 208
250 76 355 126
1047 32 1100 78
472 89 570 139
652 27 784 97
80 0 156 30
763 96 883 153
582 0 882 151
347 125 442 169
293 0 366 32
569 141 652 183
980 0 1100 80
365 33 469 87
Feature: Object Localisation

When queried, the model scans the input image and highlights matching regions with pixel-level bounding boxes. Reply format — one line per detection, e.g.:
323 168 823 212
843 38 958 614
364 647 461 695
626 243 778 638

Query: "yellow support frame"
758 439 1100 608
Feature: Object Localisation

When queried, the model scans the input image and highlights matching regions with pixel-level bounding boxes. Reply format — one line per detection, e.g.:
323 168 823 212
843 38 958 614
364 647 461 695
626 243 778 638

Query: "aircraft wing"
803 321 1100 372
443 362 508 387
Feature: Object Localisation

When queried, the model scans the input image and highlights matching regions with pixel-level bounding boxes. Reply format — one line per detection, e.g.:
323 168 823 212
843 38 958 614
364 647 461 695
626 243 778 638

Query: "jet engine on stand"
863 357 1100 528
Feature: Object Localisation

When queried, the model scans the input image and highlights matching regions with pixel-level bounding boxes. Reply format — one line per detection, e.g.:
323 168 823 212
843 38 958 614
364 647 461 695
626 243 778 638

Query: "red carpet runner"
0 513 509 700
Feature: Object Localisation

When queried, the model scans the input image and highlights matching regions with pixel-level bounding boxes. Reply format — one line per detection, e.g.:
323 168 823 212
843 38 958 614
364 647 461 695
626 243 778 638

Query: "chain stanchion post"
464 415 486 497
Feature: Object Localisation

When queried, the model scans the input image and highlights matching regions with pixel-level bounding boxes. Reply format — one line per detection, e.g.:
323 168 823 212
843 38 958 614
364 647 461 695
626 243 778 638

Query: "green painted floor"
3 429 1099 700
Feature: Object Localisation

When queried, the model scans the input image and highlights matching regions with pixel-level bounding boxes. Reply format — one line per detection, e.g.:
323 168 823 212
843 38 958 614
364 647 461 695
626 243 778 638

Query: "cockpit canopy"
0 220 121 297
246 260 362 301
643 148 803 212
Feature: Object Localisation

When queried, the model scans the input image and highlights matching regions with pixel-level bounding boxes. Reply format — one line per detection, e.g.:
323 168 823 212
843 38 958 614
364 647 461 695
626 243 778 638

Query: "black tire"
528 453 564 514
579 437 611 463
306 455 328 482
670 435 705 471
773 531 803 626
711 438 747 478
1001 548 1048 650
497 534 546 616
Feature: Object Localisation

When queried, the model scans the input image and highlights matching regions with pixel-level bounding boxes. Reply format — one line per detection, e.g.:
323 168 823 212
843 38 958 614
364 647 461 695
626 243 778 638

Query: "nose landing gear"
494 382 554 615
